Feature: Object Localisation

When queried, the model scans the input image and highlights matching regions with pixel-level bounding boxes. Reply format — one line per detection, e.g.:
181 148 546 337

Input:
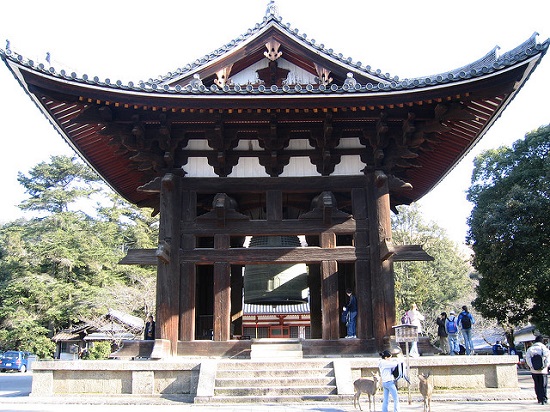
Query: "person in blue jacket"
457 305 475 355
343 288 357 339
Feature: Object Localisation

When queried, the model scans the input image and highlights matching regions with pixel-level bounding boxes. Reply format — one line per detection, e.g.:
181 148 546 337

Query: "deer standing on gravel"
353 372 380 411
418 372 433 412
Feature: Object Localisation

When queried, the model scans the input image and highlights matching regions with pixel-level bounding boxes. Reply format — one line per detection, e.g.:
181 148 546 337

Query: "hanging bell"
244 235 308 305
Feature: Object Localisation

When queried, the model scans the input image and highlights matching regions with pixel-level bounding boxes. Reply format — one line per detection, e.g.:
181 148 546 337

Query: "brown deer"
353 372 380 411
418 372 434 412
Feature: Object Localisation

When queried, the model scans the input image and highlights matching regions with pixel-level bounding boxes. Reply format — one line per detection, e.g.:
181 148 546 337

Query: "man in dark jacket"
343 288 357 339
436 312 449 354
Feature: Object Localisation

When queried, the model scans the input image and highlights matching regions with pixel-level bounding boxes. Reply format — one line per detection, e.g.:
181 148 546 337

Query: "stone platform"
31 348 520 403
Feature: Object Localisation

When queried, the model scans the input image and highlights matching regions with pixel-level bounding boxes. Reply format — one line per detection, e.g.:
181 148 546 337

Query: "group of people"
341 293 550 409
378 335 550 411
341 294 477 358
404 303 475 357
436 305 475 356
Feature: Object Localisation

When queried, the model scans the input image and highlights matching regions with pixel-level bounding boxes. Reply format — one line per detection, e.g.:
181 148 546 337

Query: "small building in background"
241 302 310 339
51 309 144 360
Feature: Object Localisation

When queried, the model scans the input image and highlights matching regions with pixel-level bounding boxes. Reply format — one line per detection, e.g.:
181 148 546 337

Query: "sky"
0 0 548 245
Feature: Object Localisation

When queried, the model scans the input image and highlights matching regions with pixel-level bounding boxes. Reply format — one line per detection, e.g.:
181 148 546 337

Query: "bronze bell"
244 235 308 305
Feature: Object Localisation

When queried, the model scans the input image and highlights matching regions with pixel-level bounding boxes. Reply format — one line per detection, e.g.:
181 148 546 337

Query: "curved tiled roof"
0 5 547 211
1 10 546 97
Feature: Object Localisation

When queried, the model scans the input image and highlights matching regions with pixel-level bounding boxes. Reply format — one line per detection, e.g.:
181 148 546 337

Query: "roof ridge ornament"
265 1 279 19
188 73 203 90
314 64 333 86
343 72 357 88
264 39 282 61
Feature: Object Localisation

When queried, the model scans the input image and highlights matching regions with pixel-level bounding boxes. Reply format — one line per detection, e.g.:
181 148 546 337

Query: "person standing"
343 288 357 338
407 303 425 357
378 349 404 412
457 305 475 355
436 312 449 355
144 314 155 340
526 335 550 405
446 310 460 355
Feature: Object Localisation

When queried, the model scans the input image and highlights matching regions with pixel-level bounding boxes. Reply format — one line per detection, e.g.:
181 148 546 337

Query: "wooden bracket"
155 239 171 264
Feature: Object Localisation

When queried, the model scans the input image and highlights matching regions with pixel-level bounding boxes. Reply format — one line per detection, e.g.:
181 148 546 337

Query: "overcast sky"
1 0 548 244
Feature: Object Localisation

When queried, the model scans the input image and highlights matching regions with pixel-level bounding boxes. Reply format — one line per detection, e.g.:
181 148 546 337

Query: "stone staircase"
250 338 303 359
195 359 351 403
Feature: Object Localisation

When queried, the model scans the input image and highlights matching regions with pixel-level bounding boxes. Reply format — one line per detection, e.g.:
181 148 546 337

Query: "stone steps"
215 376 335 388
250 338 303 359
200 359 341 402
195 394 352 404
216 367 333 378
214 385 337 396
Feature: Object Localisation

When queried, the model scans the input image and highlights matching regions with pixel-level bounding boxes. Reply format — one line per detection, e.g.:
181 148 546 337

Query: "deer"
418 372 434 412
353 371 380 411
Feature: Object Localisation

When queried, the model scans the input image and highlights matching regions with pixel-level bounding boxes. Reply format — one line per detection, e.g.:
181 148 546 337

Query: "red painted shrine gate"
2 5 547 356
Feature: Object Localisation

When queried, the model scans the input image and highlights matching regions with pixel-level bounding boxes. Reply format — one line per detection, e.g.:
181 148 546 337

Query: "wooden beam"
120 246 367 266
140 175 370 194
391 245 434 261
183 218 356 236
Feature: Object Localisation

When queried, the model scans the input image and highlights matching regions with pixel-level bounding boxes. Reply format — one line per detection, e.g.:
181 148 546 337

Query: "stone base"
31 354 520 400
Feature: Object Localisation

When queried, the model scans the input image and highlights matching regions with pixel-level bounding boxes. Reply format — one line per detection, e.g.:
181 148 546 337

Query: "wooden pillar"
266 190 282 221
320 232 339 340
213 234 231 341
352 188 372 340
179 190 197 342
156 173 183 355
307 264 322 339
366 171 396 349
230 265 243 337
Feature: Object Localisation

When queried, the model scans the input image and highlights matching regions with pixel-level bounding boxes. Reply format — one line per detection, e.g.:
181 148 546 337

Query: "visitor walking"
343 288 357 339
525 335 550 405
378 349 404 412
457 305 475 355
436 312 449 354
445 310 460 355
407 303 424 357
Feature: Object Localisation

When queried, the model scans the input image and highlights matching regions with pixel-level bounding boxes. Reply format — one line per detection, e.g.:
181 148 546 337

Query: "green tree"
392 203 474 340
0 156 158 357
84 341 112 360
17 155 102 214
467 124 550 342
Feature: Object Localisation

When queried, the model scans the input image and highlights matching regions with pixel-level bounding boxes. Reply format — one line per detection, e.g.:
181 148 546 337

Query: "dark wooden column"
156 173 183 355
230 265 243 336
307 264 322 339
321 232 339 340
366 171 396 349
352 188 372 340
179 190 197 342
213 234 231 341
